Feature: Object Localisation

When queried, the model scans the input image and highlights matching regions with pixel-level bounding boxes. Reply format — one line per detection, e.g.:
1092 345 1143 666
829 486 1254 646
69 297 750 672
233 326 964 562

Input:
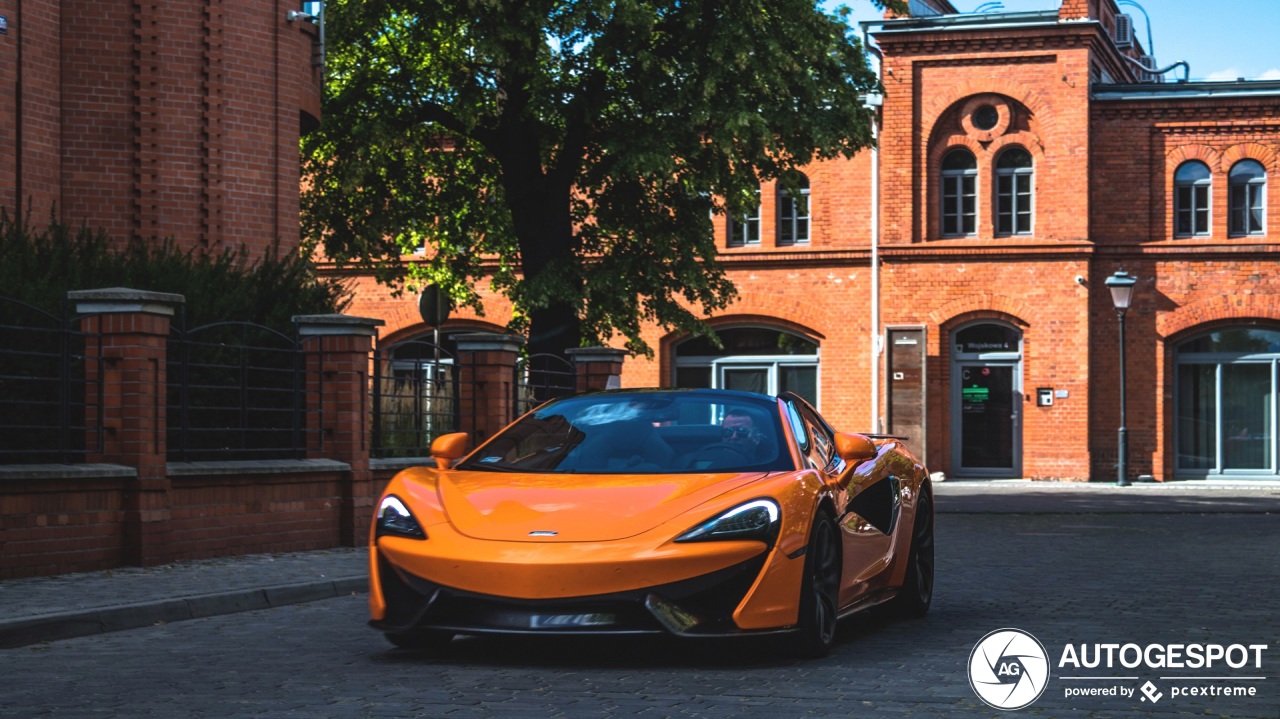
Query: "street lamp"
1105 270 1138 486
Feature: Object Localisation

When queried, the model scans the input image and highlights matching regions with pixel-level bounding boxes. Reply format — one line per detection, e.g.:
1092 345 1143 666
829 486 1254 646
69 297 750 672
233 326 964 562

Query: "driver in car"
721 408 764 457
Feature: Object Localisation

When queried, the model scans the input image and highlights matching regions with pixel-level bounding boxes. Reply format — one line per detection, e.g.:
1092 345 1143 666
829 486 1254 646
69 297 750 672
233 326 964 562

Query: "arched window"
1229 159 1266 237
995 147 1033 235
1174 161 1211 237
727 188 762 247
777 173 810 246
940 149 977 237
673 327 819 406
1176 327 1280 475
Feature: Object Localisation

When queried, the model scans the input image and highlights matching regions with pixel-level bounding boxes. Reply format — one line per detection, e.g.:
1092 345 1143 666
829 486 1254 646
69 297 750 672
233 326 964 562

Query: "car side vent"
1113 13 1134 49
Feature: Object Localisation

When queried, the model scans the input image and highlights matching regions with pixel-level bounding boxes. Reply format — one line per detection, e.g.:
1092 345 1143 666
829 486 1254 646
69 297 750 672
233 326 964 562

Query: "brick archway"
1157 295 1280 340
381 319 507 347
929 294 1033 328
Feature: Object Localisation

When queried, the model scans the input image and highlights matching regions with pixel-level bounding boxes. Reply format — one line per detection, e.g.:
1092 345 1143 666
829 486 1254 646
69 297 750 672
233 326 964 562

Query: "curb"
0 577 367 649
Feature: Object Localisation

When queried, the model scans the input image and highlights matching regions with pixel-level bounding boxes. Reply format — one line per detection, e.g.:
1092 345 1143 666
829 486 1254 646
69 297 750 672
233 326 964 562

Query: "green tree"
303 0 897 356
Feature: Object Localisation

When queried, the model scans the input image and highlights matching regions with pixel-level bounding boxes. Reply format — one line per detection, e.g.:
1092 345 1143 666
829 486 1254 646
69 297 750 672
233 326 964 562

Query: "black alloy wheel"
792 511 841 658
888 487 934 618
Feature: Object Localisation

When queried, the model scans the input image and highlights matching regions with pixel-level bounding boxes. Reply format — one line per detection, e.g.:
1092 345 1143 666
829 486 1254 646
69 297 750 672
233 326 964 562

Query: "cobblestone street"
1 512 1276 718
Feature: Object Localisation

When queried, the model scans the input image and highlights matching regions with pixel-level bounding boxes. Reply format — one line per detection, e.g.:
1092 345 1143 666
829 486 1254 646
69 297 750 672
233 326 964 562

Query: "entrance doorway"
951 322 1022 477
1175 326 1280 478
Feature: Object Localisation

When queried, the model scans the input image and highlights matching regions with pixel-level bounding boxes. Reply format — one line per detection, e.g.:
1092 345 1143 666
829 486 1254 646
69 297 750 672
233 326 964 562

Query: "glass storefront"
1175 327 1280 477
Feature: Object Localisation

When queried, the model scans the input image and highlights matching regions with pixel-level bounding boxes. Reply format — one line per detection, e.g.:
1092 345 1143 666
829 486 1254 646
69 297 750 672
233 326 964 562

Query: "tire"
384 629 454 653
888 487 934 619
791 511 841 658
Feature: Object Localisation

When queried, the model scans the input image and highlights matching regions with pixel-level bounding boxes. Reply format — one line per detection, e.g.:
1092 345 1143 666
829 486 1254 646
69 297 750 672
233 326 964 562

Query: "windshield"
456 391 794 474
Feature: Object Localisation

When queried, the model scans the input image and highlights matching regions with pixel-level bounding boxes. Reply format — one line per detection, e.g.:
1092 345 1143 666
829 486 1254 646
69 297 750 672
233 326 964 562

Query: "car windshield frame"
455 389 796 474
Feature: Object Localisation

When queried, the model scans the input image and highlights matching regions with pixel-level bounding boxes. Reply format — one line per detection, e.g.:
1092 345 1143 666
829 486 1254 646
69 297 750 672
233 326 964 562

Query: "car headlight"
676 499 780 544
375 495 426 540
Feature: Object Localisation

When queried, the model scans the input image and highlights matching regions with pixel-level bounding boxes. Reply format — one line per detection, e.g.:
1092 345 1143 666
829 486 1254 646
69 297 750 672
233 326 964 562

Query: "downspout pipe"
862 21 885 433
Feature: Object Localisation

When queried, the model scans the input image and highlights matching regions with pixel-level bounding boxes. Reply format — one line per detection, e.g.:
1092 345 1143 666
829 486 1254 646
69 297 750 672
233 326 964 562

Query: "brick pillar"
294 314 384 547
567 347 627 393
70 287 184 567
455 334 525 445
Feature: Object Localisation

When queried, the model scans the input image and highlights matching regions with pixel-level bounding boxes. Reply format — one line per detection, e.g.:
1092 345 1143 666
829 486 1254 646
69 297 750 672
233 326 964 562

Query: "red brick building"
346 0 1280 483
0 0 322 255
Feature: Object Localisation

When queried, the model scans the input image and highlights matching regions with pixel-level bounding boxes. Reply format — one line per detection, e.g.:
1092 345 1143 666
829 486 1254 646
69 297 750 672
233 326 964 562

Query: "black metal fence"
2 297 592 464
370 339 461 458
167 319 312 462
514 353 577 418
0 297 103 464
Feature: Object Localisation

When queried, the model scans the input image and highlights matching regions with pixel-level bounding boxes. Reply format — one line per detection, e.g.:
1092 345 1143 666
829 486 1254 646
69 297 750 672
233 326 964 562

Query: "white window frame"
672 355 821 408
1175 331 1280 478
1228 159 1267 237
995 147 1033 236
940 149 977 237
727 190 762 247
777 176 811 246
1174 161 1212 238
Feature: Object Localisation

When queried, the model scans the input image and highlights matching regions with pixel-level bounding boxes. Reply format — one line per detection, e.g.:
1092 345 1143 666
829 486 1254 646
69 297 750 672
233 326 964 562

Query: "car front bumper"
370 551 782 637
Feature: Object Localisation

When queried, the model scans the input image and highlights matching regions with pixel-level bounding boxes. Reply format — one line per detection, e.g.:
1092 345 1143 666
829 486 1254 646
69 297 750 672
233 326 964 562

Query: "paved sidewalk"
1 480 1277 649
0 548 366 649
933 477 1280 513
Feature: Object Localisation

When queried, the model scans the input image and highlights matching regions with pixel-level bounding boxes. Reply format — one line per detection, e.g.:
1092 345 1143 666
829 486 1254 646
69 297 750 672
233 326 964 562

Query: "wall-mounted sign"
0 16 9 35
955 324 1019 354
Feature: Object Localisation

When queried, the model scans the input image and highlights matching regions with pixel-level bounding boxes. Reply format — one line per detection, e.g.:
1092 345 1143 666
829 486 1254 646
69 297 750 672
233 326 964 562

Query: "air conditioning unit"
1114 13 1134 49
1139 55 1162 83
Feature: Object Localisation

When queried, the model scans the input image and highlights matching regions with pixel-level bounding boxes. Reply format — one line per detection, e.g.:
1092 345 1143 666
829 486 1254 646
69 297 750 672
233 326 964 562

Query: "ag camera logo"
969 628 1051 710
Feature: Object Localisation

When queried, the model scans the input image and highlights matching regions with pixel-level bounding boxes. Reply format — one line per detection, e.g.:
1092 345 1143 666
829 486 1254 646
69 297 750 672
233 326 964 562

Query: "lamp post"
1105 271 1138 486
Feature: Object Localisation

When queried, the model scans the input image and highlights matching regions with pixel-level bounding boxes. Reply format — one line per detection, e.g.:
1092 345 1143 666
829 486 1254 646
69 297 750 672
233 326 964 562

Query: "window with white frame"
995 147 1033 235
1175 326 1280 476
777 173 810 246
1174 161 1211 237
1229 159 1266 237
726 189 762 247
940 149 977 237
672 327 819 407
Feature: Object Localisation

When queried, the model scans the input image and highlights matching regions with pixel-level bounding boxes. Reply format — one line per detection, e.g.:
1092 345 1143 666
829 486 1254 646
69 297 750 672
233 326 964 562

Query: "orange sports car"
368 388 934 657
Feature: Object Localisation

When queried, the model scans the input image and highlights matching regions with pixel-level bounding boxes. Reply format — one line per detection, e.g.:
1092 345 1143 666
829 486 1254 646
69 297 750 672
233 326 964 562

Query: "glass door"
951 322 1023 478
957 364 1018 472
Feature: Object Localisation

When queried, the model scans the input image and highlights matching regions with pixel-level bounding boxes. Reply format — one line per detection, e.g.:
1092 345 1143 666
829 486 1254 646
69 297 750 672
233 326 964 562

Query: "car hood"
437 470 770 542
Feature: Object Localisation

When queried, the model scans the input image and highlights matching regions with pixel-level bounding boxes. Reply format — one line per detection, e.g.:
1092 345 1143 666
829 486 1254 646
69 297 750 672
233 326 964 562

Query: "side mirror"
834 432 877 462
430 432 470 470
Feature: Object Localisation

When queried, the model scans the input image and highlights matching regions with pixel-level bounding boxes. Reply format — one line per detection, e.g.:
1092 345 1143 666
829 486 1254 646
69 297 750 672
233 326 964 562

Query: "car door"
791 401 898 607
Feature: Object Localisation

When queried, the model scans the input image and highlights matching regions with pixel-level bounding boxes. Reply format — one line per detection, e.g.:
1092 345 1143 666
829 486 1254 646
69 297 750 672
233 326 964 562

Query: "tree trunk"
503 165 581 359
527 302 580 358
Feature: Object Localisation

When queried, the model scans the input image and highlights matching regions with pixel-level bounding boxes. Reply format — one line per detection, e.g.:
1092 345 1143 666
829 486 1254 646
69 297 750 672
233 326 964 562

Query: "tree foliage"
303 0 894 355
0 209 349 330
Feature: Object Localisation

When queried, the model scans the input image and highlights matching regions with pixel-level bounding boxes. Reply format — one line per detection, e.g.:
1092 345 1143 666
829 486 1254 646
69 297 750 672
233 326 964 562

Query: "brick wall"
0 465 349 578
164 468 346 562
2 0 320 256
0 469 130 578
